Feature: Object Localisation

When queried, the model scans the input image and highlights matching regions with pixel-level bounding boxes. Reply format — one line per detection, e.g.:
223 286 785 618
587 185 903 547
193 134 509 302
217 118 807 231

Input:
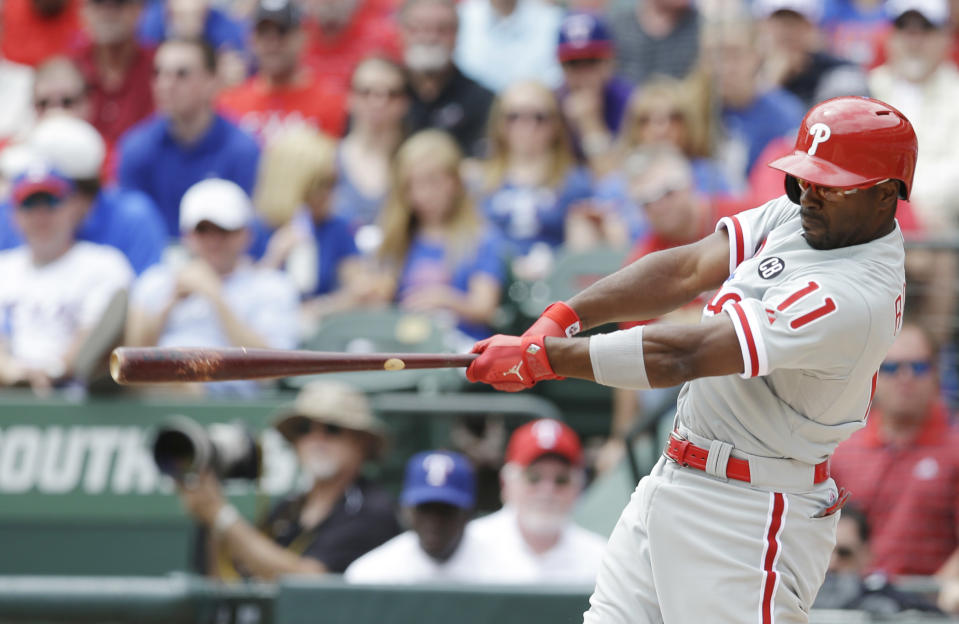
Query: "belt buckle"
667 430 691 467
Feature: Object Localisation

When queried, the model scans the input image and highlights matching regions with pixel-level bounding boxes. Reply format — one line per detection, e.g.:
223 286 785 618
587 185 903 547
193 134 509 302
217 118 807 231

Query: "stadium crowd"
1 0 959 615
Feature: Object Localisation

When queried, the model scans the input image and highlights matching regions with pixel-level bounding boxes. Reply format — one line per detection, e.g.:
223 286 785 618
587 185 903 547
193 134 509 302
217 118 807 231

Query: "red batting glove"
466 334 561 392
523 301 581 338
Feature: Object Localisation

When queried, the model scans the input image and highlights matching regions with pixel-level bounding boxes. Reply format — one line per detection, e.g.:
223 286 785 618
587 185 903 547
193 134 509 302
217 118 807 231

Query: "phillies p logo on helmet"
806 123 831 156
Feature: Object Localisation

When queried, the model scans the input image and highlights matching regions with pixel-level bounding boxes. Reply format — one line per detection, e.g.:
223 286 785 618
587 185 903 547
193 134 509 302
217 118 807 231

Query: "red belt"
664 432 829 484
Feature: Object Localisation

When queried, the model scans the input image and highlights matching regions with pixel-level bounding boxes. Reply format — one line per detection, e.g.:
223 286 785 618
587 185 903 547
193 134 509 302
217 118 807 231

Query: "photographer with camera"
173 380 402 580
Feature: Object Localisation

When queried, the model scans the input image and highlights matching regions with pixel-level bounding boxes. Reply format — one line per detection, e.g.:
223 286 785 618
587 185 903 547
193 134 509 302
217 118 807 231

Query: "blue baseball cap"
558 12 614 62
11 163 74 205
401 451 476 509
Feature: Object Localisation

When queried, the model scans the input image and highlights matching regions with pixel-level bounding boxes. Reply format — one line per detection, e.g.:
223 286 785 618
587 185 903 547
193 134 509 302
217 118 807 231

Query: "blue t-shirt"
396 227 505 340
308 213 360 296
138 2 248 52
332 148 385 232
117 114 261 236
0 188 168 275
721 89 804 183
479 167 593 255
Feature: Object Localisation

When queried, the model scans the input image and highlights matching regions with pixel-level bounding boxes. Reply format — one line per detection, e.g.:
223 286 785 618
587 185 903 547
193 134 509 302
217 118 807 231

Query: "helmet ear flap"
784 175 801 204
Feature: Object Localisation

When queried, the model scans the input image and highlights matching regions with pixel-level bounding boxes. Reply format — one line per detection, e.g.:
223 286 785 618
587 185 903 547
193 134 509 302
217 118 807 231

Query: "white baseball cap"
179 178 254 232
886 0 949 25
752 0 823 22
29 115 106 181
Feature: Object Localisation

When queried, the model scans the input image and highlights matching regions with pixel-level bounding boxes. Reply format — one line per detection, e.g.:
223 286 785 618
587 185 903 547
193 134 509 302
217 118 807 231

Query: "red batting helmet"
768 96 918 203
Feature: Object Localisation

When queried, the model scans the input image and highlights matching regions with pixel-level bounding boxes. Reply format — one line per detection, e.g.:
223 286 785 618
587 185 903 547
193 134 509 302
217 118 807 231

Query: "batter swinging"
465 96 918 622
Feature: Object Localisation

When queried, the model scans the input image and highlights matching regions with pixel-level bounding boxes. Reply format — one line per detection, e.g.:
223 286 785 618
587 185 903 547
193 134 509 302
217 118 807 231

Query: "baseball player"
465 96 917 623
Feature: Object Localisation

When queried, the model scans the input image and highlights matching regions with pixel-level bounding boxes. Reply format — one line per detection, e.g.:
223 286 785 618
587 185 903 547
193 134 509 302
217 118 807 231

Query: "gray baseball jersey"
677 195 906 464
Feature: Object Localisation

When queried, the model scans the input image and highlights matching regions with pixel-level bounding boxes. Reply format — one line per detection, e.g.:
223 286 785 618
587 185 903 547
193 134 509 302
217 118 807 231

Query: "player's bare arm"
545 315 745 386
567 229 732 331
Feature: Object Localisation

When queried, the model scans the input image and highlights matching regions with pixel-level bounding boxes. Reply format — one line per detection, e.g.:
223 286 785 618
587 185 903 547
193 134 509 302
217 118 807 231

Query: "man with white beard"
400 0 494 157
868 0 959 233
175 380 401 579
467 418 607 585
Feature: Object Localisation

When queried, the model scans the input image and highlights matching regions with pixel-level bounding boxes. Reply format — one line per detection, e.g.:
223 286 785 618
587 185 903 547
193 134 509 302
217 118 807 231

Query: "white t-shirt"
130 258 299 395
344 529 506 584
465 506 607 586
0 242 134 376
131 258 299 351
678 195 906 463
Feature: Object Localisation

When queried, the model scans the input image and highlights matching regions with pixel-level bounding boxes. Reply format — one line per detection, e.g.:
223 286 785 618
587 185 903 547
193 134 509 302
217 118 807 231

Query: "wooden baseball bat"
109 347 478 385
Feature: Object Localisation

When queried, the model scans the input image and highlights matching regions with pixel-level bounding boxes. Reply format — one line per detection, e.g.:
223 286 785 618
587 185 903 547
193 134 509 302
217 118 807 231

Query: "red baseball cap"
506 419 583 467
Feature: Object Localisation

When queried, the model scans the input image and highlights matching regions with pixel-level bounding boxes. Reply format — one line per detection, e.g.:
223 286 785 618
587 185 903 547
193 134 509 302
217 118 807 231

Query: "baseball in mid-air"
384 358 406 371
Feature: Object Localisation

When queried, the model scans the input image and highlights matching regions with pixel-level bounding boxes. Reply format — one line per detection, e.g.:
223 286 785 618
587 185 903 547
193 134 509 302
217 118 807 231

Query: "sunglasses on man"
878 360 933 376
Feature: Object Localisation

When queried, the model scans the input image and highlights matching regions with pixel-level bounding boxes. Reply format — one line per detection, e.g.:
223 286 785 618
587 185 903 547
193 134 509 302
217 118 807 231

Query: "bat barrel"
109 347 477 384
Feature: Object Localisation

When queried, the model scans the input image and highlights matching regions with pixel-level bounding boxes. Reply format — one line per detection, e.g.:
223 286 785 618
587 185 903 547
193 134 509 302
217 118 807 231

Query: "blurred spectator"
815 505 944 614
594 77 730 223
401 0 494 157
473 80 593 280
555 12 634 171
821 0 890 68
0 20 34 147
0 116 166 274
300 0 401 95
606 0 699 86
30 57 94 124
0 162 133 393
217 0 348 142
346 450 501 582
138 0 248 86
125 179 298 396
869 0 959 233
255 129 380 330
72 0 155 147
333 56 410 231
377 130 505 342
177 380 402 579
831 322 959 581
692 17 805 190
1 0 82 67
468 419 606 584
598 146 720 473
454 0 564 92
753 0 869 107
117 37 260 236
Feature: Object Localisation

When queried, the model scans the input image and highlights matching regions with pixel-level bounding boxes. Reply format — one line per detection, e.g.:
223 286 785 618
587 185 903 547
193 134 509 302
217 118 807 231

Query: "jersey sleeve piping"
716 215 754 275
724 300 769 378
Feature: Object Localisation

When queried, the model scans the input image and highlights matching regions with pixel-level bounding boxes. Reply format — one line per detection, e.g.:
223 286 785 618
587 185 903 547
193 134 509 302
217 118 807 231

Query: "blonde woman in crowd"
333 56 411 235
605 77 730 195
376 130 505 342
581 77 732 249
255 128 383 331
471 80 593 279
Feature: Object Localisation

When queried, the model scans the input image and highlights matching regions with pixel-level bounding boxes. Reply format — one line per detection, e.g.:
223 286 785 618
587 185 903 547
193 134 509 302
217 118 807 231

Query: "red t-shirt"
71 41 156 147
217 73 347 141
831 402 959 577
301 3 400 95
1 0 83 66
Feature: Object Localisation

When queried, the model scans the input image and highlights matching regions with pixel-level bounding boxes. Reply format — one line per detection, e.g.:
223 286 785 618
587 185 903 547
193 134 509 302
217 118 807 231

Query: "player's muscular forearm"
567 230 731 331
546 315 744 387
